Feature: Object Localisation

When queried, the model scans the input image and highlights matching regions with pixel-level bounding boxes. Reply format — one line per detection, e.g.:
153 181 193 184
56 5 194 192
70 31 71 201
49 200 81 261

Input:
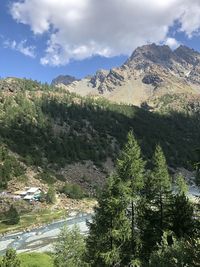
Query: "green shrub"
55 173 65 182
19 252 53 267
0 248 20 267
61 183 85 199
46 186 56 204
38 171 55 184
5 205 20 225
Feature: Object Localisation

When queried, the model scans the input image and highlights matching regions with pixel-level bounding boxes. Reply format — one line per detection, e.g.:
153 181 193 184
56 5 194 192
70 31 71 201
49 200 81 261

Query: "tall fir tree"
117 131 145 259
150 145 172 235
171 175 195 238
175 174 188 195
86 174 131 267
139 145 172 261
171 193 195 238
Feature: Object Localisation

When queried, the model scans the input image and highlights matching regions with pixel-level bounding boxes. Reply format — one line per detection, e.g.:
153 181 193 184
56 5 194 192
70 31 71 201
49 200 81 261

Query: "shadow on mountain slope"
0 95 200 170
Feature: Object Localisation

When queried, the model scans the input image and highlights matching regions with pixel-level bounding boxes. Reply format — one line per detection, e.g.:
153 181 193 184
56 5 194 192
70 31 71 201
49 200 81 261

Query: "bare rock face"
90 70 109 88
127 43 174 67
52 44 200 106
51 75 79 86
142 74 163 86
174 45 200 66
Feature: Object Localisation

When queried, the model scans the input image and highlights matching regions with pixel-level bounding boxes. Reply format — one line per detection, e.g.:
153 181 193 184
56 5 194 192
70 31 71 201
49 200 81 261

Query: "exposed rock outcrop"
52 44 200 106
51 75 79 86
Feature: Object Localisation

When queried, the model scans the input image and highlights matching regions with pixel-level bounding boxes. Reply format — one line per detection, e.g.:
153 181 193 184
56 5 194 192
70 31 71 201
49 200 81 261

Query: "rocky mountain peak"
52 43 200 106
174 45 200 66
51 75 78 86
127 43 173 67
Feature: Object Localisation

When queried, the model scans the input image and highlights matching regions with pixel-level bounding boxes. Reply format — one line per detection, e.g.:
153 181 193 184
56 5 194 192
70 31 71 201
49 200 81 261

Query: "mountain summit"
52 44 200 106
51 75 79 86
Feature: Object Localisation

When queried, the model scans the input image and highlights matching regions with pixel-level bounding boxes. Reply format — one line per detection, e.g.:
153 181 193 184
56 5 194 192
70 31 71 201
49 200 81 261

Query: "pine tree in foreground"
117 131 145 259
139 145 172 261
149 233 200 267
171 193 195 238
171 176 195 239
54 225 87 267
151 145 172 233
85 137 199 266
86 174 131 267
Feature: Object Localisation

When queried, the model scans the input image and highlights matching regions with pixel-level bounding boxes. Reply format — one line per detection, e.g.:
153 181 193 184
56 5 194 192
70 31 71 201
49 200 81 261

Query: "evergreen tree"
150 145 172 234
86 174 131 267
139 145 172 261
149 234 200 267
117 131 145 258
175 174 188 195
0 160 11 189
170 174 196 239
6 205 20 225
0 248 20 267
46 186 56 204
194 148 200 186
171 193 195 238
54 225 87 267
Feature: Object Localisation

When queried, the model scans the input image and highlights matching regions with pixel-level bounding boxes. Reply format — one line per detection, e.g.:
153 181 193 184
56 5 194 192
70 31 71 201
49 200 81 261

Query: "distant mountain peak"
51 75 79 86
126 43 174 67
175 44 197 54
174 45 200 65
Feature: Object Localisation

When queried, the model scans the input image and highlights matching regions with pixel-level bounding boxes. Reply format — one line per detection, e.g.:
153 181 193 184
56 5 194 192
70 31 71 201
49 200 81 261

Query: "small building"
13 187 42 202
26 187 41 195
24 187 41 202
23 194 35 201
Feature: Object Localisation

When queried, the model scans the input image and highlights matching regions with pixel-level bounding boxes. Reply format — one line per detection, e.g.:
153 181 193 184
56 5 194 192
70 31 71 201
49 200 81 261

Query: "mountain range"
52 43 200 107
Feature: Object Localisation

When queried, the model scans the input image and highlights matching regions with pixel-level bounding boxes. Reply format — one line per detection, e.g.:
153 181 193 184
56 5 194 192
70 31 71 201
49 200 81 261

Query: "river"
0 186 199 255
0 213 92 255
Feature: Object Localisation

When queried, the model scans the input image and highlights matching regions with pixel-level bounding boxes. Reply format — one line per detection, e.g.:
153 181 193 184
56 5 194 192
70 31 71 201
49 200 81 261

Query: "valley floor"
0 213 91 255
0 196 96 235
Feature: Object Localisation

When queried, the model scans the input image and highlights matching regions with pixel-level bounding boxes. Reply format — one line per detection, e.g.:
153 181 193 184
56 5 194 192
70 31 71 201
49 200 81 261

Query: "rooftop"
26 187 40 194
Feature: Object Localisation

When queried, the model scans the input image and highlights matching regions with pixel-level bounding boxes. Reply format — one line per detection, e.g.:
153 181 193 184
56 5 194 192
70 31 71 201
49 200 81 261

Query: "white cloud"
4 39 36 58
165 38 180 49
10 0 200 66
179 0 200 37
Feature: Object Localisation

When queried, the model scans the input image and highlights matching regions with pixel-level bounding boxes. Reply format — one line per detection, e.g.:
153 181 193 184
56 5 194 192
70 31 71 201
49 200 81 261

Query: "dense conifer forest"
0 79 200 188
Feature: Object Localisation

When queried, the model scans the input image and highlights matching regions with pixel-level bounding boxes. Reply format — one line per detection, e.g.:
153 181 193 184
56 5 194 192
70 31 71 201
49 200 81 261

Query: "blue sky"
1 0 200 83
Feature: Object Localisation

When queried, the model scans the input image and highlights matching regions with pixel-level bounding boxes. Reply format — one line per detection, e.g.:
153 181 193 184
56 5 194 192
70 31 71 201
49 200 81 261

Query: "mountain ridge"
52 43 200 106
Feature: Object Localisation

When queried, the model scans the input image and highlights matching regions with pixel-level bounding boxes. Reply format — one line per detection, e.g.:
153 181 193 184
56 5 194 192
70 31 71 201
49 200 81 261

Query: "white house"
23 187 41 201
14 187 41 202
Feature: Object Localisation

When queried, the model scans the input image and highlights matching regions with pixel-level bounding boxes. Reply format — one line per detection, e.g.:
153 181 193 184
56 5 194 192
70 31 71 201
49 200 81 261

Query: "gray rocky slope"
53 44 200 106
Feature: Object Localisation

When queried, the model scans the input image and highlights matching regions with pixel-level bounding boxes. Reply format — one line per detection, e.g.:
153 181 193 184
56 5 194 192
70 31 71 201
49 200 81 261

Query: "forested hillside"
0 78 200 189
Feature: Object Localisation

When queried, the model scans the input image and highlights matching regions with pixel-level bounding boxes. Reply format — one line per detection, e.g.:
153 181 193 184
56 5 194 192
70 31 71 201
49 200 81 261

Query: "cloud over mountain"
10 0 200 66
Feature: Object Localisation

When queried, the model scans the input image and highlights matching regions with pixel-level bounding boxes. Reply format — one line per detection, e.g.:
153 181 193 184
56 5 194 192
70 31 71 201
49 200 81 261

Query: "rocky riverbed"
0 213 92 255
